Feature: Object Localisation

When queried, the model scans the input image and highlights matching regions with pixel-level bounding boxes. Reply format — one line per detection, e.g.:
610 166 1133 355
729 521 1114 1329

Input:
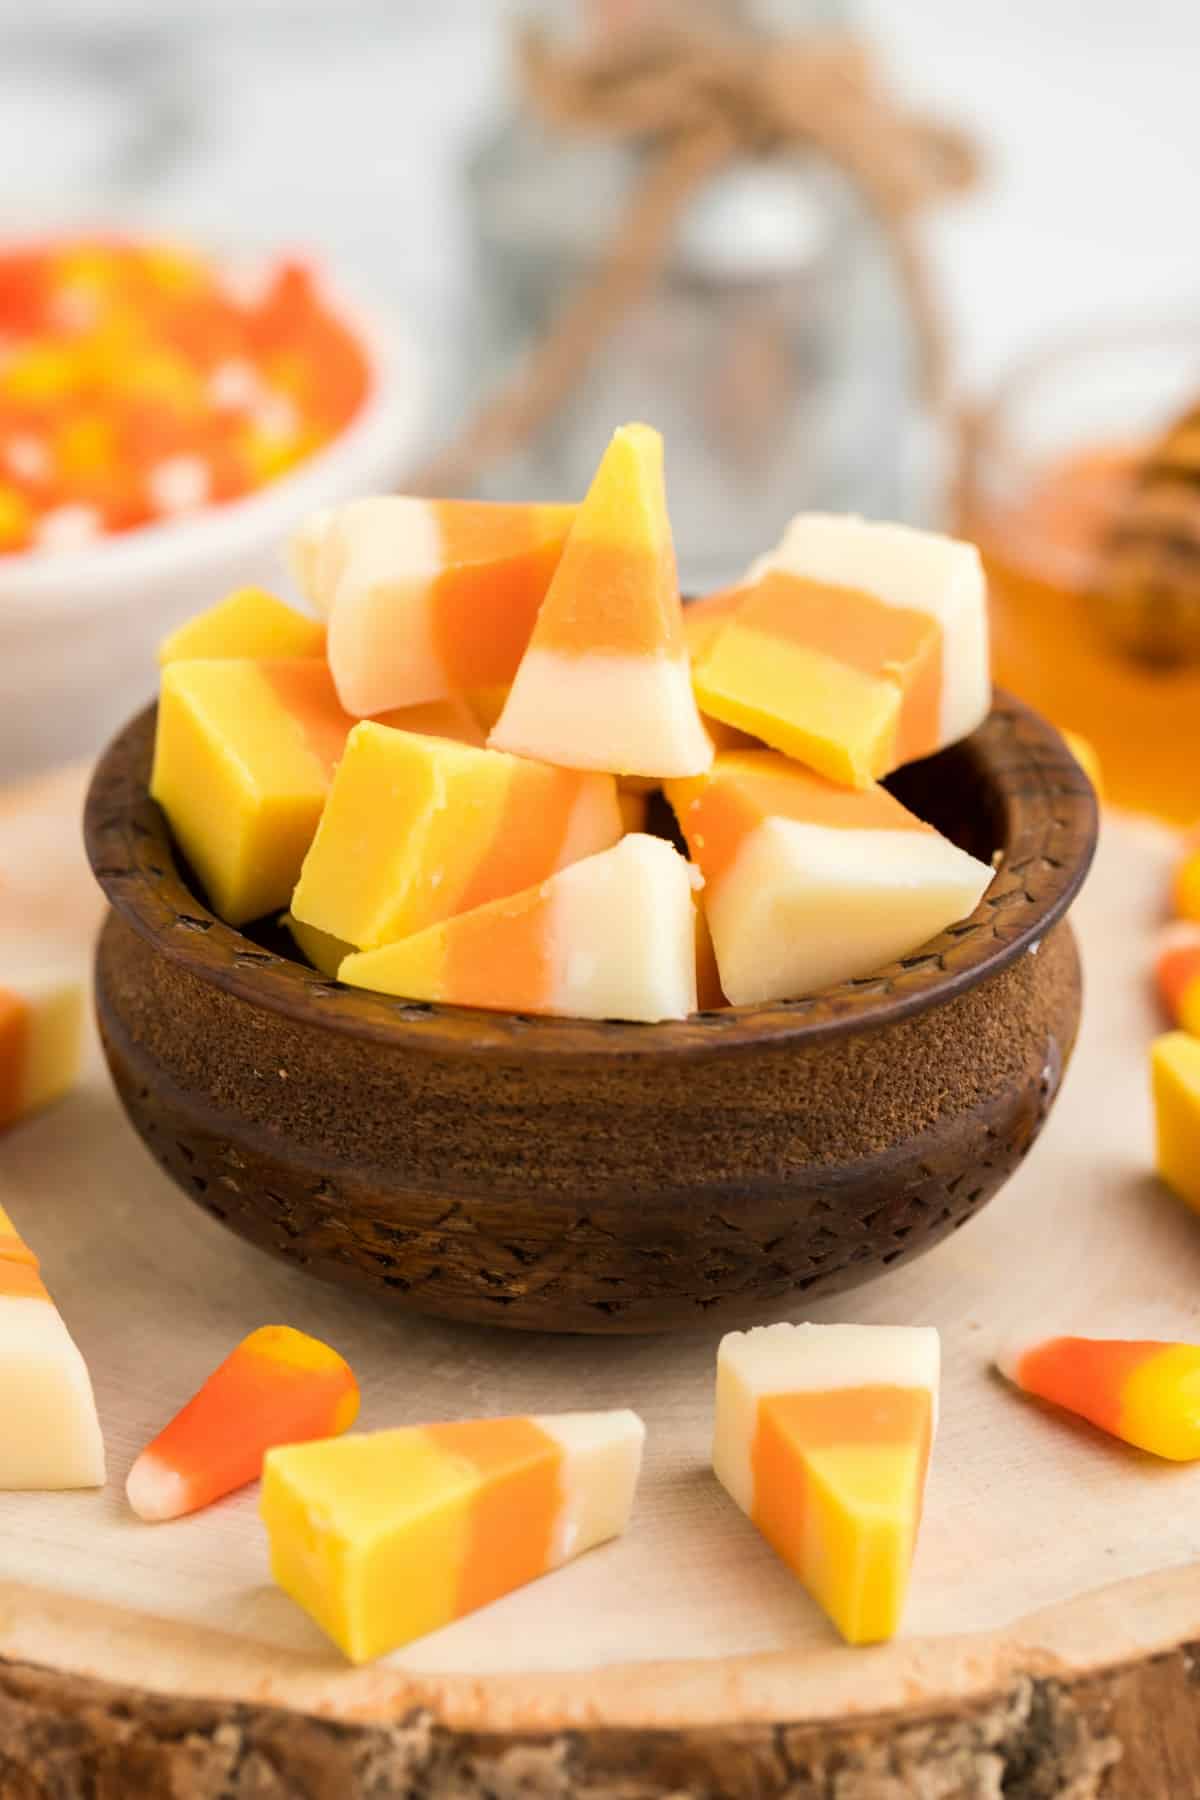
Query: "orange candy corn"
1156 926 1200 1033
126 1325 359 1521
997 1336 1200 1460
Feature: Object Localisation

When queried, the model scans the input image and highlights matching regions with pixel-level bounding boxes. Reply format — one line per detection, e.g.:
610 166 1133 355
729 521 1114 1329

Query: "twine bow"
412 28 979 496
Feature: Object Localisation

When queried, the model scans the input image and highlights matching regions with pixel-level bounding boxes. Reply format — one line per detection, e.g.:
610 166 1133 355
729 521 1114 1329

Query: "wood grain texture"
82 696 1096 1332
0 792 1196 1795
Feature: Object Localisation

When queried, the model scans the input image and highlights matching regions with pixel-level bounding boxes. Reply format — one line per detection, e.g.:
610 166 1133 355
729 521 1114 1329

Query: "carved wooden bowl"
84 694 1096 1333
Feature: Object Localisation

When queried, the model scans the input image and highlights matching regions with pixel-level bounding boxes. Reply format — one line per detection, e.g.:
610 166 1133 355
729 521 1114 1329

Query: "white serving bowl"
0 283 426 777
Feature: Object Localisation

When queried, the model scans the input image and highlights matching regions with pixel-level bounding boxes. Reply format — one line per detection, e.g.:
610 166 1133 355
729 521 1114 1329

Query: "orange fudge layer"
999 1336 1200 1461
291 496 576 715
0 968 84 1134
694 516 990 787
714 1323 938 1645
491 424 712 778
339 834 698 1022
152 659 481 925
127 1325 359 1521
291 722 623 950
666 751 992 1005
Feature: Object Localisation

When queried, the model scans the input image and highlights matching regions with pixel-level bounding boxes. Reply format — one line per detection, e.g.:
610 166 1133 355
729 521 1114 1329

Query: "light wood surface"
0 766 1195 1795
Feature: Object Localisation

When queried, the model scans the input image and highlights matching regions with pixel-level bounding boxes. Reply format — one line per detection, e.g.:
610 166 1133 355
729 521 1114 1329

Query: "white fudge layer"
762 513 991 749
714 1322 940 1516
706 815 993 1006
491 649 713 779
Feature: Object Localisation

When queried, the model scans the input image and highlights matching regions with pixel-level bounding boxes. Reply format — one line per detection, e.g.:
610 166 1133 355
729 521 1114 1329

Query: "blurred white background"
1 0 1197 402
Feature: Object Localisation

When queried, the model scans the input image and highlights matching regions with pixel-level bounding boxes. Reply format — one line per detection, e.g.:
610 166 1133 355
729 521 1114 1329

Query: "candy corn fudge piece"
713 1323 938 1645
1156 926 1200 1034
158 587 325 665
292 722 622 949
261 1409 645 1663
127 1325 359 1521
1153 1031 1200 1213
666 751 993 1006
997 1336 1200 1461
0 966 84 1133
490 424 713 778
339 835 698 1021
282 912 354 980
694 516 990 786
0 1205 105 1488
289 496 576 716
152 662 482 925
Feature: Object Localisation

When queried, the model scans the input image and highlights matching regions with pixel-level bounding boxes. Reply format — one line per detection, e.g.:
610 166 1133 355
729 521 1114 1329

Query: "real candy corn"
713 1322 938 1645
0 1205 105 1488
290 496 576 715
693 516 990 787
261 1409 645 1662
490 423 713 778
126 1324 359 1521
339 834 698 1021
666 750 992 1006
998 1336 1200 1461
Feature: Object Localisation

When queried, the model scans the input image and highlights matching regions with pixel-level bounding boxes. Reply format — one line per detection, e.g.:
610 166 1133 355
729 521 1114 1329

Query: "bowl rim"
84 693 1097 1061
0 273 425 615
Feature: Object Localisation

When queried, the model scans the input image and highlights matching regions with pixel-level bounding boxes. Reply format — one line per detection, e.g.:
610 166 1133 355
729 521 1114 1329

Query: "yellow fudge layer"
290 496 576 715
666 751 993 1006
281 913 354 979
0 967 84 1134
695 515 989 786
340 834 698 1022
158 587 325 665
490 424 712 778
261 1409 645 1663
152 663 483 926
714 1322 939 1645
0 1205 105 1489
291 721 622 950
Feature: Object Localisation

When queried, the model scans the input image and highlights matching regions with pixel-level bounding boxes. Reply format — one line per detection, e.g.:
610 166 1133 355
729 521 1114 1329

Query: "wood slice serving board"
0 764 1198 1798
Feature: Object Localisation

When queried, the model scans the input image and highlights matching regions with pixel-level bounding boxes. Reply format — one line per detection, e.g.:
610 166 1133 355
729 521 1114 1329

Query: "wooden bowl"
84 694 1096 1334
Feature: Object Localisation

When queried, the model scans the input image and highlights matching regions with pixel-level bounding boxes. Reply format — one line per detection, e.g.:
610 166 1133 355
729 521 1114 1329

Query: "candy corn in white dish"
713 1322 939 1645
290 496 576 716
127 1325 359 1521
0 965 84 1134
997 1335 1200 1461
0 1205 105 1489
261 1409 646 1662
666 751 993 1006
339 834 698 1022
693 515 990 787
490 424 713 779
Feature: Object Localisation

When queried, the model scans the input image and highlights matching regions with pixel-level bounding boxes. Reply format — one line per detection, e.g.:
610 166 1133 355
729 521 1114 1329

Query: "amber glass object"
962 325 1200 826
